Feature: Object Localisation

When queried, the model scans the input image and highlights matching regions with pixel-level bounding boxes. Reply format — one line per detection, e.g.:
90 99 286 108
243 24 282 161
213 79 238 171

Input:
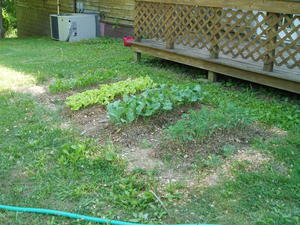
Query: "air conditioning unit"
50 13 96 42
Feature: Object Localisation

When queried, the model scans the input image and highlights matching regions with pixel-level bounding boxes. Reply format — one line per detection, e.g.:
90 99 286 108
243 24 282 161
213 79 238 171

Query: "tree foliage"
1 0 16 36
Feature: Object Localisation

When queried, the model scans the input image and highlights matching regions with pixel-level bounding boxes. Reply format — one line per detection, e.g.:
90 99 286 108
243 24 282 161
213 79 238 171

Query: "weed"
49 69 120 93
166 103 253 143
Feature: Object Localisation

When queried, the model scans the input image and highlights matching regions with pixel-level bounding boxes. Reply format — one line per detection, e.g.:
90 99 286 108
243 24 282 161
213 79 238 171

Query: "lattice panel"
135 2 300 70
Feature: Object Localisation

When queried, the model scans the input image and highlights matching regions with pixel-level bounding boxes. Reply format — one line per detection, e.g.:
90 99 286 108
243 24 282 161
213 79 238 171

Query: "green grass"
0 37 299 224
0 92 168 224
174 128 300 225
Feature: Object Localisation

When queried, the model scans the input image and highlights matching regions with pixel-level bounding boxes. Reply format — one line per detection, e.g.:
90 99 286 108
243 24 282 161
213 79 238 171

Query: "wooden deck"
132 39 300 94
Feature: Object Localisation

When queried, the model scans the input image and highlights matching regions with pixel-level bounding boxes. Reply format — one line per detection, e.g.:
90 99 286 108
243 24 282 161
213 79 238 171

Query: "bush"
2 0 17 36
108 84 202 124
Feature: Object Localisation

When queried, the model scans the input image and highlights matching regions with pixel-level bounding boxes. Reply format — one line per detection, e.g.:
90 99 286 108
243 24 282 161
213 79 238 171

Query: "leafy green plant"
165 103 253 143
2 0 16 35
49 69 118 93
108 84 202 124
110 176 155 209
66 76 156 110
58 143 88 165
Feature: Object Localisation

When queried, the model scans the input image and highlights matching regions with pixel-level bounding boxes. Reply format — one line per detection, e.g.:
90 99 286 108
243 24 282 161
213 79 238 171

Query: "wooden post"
210 45 219 58
57 0 60 14
74 0 77 13
209 9 220 59
263 12 279 72
166 40 175 49
208 71 217 82
135 37 142 42
165 5 175 49
136 52 141 62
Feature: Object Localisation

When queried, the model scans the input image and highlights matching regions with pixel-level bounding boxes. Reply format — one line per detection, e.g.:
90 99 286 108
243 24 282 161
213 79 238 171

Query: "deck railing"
134 0 300 72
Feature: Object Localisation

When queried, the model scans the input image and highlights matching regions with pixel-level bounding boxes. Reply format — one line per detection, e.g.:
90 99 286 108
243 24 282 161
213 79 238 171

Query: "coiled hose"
0 204 216 225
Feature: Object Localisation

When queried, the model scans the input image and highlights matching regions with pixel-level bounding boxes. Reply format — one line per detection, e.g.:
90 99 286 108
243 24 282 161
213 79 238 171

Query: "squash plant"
108 84 202 124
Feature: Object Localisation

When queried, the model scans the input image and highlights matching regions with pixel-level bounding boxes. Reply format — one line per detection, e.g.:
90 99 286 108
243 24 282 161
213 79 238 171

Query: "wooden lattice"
135 2 300 70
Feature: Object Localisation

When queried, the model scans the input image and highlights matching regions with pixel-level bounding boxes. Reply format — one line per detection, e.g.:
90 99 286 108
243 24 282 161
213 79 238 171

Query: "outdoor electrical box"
50 14 96 42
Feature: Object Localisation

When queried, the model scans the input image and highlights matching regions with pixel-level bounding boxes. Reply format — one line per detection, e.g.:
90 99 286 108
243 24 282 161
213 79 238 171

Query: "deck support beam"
208 71 217 82
166 41 175 49
263 12 279 72
135 52 141 62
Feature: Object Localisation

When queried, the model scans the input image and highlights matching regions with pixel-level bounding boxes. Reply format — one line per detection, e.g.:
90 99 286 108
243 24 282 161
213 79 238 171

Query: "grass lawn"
0 37 299 225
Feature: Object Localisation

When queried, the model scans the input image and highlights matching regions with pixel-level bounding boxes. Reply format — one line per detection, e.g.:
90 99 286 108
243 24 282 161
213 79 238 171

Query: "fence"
134 0 300 74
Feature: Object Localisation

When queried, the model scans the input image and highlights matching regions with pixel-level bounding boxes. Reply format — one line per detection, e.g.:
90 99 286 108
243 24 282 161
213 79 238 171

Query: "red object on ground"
123 36 135 47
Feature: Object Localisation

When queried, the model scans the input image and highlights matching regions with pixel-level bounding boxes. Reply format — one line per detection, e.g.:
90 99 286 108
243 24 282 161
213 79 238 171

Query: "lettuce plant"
66 77 156 110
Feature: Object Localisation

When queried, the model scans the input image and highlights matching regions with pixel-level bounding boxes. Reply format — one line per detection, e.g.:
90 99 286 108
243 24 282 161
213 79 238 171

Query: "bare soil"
64 102 203 148
198 148 271 187
156 124 272 165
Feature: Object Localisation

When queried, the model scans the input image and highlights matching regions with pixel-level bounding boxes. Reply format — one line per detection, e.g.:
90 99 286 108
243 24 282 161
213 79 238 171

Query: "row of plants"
49 69 120 93
66 76 156 110
108 84 202 124
165 103 253 143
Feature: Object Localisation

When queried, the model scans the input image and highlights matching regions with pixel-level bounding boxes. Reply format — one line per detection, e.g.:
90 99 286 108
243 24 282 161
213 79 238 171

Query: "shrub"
66 76 156 110
2 0 17 37
108 84 202 124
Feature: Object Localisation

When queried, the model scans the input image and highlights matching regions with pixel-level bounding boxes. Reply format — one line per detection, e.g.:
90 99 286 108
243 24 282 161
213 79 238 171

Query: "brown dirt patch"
13 83 76 112
155 124 272 165
63 105 109 136
198 148 270 187
64 103 203 147
120 147 197 185
121 147 163 171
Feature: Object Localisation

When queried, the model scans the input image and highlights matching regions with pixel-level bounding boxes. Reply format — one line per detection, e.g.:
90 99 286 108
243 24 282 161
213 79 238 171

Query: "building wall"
16 0 135 38
16 0 74 37
81 0 135 26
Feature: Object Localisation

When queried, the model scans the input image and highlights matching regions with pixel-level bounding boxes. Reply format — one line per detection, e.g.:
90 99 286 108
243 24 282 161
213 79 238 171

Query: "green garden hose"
0 204 216 225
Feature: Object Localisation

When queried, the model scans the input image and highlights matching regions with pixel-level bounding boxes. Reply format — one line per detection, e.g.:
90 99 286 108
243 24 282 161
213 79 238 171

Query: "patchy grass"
165 103 253 143
0 37 299 225
0 92 171 224
157 103 265 171
174 128 300 225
